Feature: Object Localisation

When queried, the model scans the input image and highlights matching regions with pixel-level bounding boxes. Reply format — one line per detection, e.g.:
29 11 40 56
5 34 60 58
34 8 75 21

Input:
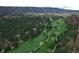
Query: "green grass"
9 33 44 53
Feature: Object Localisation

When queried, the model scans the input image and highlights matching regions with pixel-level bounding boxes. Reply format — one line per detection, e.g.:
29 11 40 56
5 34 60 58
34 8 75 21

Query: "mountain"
0 6 79 14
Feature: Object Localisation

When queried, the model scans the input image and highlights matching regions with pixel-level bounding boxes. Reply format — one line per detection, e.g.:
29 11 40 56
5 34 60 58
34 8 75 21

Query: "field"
0 13 79 53
23 13 79 16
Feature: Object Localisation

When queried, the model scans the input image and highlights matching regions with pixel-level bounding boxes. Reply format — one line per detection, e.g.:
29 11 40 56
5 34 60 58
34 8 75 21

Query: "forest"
0 14 79 53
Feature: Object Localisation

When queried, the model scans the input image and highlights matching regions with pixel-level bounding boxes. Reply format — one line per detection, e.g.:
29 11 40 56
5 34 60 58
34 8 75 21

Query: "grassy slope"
9 33 44 53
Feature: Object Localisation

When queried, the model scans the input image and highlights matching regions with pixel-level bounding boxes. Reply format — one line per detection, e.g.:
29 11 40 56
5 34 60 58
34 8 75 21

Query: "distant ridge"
0 6 79 14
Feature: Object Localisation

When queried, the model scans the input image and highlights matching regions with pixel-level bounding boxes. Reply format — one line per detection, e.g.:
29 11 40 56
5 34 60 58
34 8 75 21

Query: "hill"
0 6 79 14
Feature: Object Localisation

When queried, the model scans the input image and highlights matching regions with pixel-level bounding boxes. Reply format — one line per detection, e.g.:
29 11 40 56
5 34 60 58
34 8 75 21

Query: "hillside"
0 6 79 14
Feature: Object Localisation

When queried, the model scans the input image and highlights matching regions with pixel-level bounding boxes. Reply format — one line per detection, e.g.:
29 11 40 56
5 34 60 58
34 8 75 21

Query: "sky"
0 0 79 10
